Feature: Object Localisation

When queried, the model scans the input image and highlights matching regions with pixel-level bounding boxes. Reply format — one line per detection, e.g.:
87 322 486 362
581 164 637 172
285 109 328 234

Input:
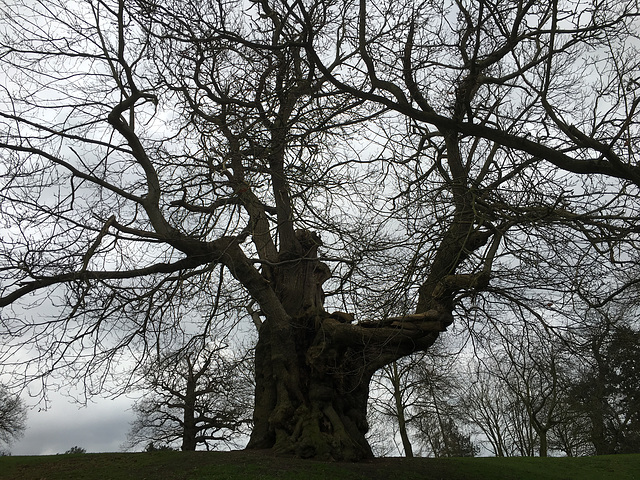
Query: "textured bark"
244 230 450 460
247 230 367 460
249 315 375 460
248 311 448 460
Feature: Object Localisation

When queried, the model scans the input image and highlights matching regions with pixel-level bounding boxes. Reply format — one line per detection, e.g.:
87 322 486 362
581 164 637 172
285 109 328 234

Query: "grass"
0 450 639 480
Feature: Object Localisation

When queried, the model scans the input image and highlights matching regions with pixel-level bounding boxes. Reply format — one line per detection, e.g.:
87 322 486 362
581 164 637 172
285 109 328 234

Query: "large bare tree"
1 0 639 460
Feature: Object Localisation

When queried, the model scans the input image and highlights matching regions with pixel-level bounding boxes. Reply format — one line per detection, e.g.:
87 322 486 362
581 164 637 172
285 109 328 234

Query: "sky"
9 393 136 456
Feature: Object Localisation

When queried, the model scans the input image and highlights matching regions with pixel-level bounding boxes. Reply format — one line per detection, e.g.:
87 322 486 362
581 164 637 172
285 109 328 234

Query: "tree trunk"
181 373 198 451
248 315 375 460
243 230 447 460
590 339 612 455
390 362 414 458
231 216 484 460
247 306 450 460
538 431 548 457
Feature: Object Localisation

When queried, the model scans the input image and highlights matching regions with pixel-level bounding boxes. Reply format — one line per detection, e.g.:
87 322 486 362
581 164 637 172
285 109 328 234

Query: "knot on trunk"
273 230 331 315
295 229 323 257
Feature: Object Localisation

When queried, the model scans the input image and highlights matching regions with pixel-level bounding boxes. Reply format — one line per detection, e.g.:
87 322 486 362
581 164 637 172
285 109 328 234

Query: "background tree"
0 0 639 460
369 359 418 457
462 320 589 457
369 341 477 458
599 324 640 453
0 384 27 451
461 303 640 457
416 415 477 458
125 341 253 451
485 324 570 457
63 446 87 455
461 364 522 457
565 309 640 454
143 442 178 452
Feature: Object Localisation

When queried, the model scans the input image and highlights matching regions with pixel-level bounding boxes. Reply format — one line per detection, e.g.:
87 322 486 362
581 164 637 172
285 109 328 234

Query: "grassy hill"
1 450 639 480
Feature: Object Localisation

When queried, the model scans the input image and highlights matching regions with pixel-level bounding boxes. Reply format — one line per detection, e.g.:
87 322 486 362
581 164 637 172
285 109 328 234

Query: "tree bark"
244 230 450 460
246 230 370 460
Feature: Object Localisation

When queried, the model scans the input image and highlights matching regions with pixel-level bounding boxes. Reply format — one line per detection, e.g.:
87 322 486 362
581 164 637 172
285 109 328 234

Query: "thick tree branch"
0 234 245 308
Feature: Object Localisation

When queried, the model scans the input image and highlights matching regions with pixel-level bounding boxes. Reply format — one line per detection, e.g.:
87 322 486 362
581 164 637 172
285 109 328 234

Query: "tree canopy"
0 0 639 460
0 384 27 450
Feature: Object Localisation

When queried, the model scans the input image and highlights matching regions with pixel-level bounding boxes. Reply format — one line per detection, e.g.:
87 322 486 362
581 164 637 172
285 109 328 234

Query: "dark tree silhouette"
568 316 640 454
1 0 639 459
125 342 252 451
0 384 27 449
63 446 87 455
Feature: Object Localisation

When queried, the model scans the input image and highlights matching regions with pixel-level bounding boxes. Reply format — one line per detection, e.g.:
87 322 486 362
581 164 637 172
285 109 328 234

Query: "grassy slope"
1 450 639 480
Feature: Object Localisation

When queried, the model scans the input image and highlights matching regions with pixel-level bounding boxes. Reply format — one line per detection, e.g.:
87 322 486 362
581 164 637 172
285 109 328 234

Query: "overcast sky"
10 393 136 455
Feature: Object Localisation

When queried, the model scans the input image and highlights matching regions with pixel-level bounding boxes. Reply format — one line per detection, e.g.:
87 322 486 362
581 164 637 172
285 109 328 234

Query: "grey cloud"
11 395 135 455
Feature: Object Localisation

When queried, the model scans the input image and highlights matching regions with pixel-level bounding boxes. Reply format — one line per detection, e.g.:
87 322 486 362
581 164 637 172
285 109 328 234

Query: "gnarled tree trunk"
244 230 456 460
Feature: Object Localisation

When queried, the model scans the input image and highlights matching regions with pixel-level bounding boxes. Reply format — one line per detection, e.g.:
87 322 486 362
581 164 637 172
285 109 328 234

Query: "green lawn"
1 450 638 480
